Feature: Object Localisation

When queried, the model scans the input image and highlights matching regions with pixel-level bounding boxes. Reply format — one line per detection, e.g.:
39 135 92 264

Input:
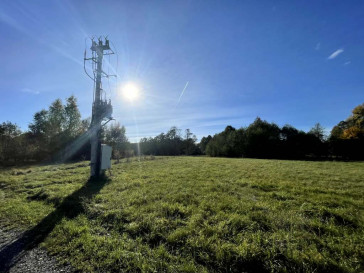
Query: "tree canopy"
1 99 363 165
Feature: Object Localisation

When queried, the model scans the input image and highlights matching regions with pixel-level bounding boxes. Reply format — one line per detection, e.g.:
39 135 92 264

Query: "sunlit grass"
0 157 363 272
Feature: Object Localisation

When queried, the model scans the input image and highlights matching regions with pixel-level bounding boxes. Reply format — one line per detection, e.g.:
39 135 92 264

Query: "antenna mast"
84 37 115 178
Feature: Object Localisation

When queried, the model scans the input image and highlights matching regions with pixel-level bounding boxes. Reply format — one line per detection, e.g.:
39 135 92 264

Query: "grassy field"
0 157 363 272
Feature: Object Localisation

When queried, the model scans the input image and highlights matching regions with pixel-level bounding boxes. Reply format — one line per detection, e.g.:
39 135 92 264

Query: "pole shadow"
0 175 110 272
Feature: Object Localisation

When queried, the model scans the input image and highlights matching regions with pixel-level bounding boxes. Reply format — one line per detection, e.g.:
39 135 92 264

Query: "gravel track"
0 228 73 273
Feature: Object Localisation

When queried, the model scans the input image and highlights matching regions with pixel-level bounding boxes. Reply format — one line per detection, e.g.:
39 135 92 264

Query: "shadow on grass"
0 175 110 272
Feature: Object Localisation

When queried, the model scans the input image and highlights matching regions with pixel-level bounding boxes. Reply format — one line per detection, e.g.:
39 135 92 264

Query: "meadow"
0 157 363 272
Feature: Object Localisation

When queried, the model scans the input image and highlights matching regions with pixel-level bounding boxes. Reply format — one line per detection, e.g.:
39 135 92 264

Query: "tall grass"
0 157 363 272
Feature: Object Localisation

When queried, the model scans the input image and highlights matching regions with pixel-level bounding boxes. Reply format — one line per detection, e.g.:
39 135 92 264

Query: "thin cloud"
328 49 344 60
21 88 40 95
344 61 351 65
0 10 84 67
315 43 320 50
177 81 189 106
0 10 25 32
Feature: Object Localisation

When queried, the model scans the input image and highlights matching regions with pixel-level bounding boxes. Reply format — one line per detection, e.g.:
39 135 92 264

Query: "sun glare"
122 82 140 101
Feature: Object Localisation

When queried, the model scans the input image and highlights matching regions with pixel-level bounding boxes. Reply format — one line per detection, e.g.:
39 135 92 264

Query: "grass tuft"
0 157 363 272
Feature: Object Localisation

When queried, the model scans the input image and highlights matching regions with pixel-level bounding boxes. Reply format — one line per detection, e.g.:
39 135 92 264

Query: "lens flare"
122 82 140 101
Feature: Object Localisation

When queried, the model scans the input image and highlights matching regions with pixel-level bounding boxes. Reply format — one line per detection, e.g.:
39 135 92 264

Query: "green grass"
0 157 363 272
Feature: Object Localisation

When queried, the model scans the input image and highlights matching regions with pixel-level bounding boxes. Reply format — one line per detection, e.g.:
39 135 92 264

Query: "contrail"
177 81 189 105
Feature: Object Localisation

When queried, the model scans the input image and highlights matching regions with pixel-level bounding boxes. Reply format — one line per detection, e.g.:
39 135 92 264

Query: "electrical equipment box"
101 144 112 170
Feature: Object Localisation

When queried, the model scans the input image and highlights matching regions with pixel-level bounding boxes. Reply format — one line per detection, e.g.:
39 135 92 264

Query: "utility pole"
84 37 114 178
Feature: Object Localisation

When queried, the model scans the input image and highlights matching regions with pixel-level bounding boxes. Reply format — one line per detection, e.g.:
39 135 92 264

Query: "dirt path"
0 228 73 273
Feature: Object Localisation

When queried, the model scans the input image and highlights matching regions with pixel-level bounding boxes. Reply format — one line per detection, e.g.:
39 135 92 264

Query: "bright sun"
122 82 140 101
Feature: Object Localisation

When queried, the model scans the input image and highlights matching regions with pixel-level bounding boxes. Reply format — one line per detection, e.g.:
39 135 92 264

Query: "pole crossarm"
84 37 116 178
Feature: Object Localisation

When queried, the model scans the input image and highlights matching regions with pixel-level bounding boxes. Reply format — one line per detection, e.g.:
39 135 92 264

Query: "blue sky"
0 0 363 141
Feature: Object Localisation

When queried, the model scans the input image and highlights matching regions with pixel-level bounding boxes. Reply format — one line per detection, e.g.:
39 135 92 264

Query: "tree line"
0 96 130 166
137 103 363 160
138 127 200 156
1 97 363 165
200 103 364 160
